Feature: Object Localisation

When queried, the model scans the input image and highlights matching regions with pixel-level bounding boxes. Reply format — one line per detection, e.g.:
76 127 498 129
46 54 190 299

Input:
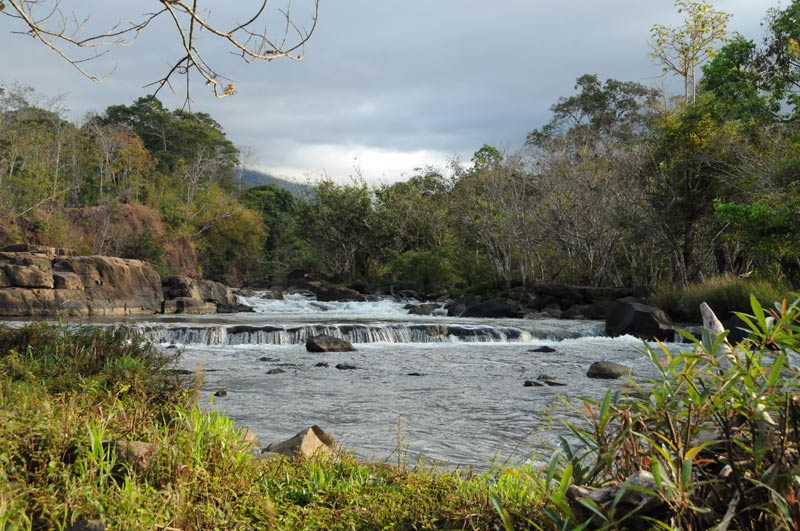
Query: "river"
134 292 678 468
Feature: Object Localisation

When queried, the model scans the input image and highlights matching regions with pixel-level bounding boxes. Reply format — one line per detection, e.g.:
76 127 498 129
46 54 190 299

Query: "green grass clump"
650 276 787 322
0 323 547 530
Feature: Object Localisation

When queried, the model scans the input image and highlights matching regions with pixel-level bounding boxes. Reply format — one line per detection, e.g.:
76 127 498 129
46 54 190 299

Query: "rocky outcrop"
305 335 357 352
162 275 238 314
54 255 163 315
0 246 162 317
605 301 674 340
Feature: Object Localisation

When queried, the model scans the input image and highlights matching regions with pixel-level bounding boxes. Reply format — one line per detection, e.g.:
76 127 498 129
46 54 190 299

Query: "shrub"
523 296 800 530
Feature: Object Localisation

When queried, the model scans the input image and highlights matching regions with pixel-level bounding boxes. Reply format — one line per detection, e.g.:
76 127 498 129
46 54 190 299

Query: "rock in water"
605 301 673 340
305 335 356 352
460 298 521 318
587 361 632 379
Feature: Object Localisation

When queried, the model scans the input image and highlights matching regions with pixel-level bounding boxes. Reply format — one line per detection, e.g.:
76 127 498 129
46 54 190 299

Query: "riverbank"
0 323 546 530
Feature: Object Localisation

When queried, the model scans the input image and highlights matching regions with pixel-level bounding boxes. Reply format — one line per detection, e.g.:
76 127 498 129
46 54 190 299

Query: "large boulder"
162 276 237 313
460 298 522 318
0 252 54 289
605 301 673 341
305 335 357 352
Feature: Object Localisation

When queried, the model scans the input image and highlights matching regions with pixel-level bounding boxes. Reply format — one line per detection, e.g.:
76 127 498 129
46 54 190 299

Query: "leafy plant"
513 295 800 530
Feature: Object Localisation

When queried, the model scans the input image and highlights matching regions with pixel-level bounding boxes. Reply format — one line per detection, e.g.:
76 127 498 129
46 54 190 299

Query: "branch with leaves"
1 0 319 102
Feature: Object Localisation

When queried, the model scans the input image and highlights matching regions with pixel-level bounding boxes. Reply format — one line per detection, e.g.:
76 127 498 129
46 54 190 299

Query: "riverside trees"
5 1 800 294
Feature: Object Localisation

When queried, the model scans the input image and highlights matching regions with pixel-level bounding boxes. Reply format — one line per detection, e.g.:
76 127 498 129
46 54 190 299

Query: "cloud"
260 143 451 185
0 0 783 184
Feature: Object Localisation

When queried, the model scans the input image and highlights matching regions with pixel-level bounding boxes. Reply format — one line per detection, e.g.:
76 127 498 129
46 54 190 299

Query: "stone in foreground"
262 425 339 458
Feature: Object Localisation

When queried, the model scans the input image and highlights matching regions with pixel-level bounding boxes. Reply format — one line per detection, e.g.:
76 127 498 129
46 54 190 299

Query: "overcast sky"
0 1 780 184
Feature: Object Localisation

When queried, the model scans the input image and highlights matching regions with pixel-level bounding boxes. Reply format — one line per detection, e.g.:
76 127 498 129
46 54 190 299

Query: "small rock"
524 380 544 387
587 361 632 379
266 368 285 375
335 363 357 370
214 389 227 397
259 356 279 362
406 372 424 376
529 346 557 353
315 362 330 368
263 425 339 458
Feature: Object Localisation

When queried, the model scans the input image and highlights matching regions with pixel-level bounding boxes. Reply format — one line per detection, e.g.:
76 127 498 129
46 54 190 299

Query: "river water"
135 293 678 468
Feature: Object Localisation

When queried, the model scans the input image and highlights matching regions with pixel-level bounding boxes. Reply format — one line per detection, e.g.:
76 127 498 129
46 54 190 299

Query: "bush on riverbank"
0 323 546 530
650 276 786 322
516 296 800 530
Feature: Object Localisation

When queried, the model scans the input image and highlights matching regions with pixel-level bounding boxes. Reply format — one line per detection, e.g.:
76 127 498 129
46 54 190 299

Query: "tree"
295 179 380 280
700 36 775 124
758 0 800 117
527 75 660 287
527 74 659 150
1 1 319 101
651 0 732 105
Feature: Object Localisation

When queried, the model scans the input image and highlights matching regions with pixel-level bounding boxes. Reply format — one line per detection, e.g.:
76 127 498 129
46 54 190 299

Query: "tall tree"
651 0 732 105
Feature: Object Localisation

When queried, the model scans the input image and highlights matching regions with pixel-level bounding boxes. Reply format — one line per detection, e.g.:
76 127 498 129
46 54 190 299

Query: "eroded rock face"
54 256 162 315
0 246 162 317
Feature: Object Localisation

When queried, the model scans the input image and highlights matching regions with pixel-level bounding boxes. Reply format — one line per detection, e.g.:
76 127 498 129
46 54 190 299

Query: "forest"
2 0 800 298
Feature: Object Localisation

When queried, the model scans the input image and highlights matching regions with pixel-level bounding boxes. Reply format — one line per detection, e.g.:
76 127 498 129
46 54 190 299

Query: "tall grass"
0 323 547 530
650 276 786 321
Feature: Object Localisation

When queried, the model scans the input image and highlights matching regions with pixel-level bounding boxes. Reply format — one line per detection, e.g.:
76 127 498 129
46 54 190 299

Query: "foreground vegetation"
495 296 800 530
0 323 547 530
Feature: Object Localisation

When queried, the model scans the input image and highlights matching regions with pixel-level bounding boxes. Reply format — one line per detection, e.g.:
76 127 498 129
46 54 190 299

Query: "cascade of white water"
140 322 541 346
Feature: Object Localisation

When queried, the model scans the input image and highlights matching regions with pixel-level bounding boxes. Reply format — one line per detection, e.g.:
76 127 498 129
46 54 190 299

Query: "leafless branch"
2 0 319 99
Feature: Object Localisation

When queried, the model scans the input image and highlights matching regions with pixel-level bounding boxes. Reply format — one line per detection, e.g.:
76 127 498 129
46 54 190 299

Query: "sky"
0 0 782 185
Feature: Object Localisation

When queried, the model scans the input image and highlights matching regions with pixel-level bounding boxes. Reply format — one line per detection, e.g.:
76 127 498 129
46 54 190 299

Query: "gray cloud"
0 1 777 182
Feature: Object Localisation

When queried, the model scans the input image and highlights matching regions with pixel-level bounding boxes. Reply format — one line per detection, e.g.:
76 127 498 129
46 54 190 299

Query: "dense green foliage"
0 324 547 530
504 296 800 530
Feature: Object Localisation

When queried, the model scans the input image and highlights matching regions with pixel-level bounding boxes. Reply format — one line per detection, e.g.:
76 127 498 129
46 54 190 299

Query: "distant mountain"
240 169 309 195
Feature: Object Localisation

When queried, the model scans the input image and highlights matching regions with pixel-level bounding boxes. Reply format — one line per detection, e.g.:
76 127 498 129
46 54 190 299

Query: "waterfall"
140 322 536 346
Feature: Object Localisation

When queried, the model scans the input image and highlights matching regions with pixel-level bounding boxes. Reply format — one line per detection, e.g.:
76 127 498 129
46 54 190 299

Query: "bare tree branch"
2 0 319 100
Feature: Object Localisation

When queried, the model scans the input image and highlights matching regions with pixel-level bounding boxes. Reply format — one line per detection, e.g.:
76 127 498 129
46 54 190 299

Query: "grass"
649 276 787 322
0 323 548 530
